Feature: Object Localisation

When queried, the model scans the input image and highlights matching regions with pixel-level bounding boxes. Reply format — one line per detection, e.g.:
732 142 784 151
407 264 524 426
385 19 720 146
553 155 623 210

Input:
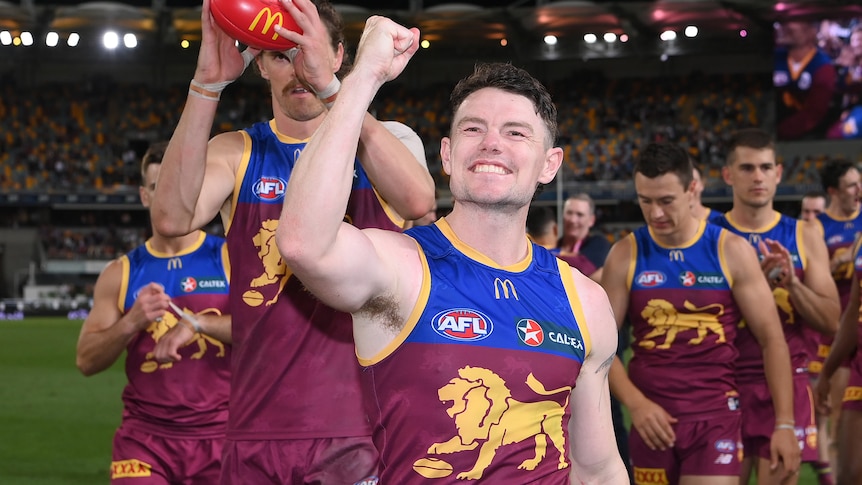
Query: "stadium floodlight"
543 35 557 45
684 26 698 38
46 31 59 47
604 32 617 43
123 33 137 48
583 33 597 44
420 39 430 49
21 31 33 46
739 29 748 38
660 29 677 41
500 38 507 47
67 33 80 46
103 31 119 49
0 31 11 46
620 34 629 43
181 39 190 48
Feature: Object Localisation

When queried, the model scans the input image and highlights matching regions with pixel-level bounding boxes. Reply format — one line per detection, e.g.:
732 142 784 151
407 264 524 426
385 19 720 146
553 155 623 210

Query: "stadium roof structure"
1 0 861 61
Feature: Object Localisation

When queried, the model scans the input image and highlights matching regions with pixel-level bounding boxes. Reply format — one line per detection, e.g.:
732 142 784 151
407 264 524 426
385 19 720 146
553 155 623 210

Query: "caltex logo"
181 277 197 293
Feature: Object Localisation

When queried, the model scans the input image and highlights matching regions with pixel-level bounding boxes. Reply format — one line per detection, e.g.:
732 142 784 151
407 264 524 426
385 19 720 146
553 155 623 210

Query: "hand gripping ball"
210 0 302 51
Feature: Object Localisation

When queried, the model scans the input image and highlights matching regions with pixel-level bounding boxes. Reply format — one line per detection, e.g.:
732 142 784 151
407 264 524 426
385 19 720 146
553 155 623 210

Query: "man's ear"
440 137 452 175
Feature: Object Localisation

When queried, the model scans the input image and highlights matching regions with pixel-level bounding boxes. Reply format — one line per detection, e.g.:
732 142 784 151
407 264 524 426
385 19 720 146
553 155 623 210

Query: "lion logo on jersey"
639 299 726 349
773 288 795 324
243 219 293 307
419 366 570 480
141 309 226 373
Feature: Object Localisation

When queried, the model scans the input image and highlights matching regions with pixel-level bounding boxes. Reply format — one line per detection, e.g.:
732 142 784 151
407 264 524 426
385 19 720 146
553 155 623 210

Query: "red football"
210 0 302 51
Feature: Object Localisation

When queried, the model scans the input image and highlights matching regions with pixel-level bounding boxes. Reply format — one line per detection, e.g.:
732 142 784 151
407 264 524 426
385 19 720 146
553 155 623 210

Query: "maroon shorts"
842 352 862 412
738 374 817 462
219 436 378 485
630 414 742 484
111 425 223 484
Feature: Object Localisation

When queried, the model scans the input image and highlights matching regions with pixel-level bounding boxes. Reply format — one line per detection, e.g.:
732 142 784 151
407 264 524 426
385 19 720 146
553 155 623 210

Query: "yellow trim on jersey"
625 233 637 291
145 231 206 258
225 131 253 236
717 230 735 288
118 256 130 313
824 208 861 222
723 210 782 234
372 186 406 229
648 218 707 250
221 242 231 284
435 217 532 272
358 239 431 366
796 221 808 272
557 259 592 359
269 119 309 144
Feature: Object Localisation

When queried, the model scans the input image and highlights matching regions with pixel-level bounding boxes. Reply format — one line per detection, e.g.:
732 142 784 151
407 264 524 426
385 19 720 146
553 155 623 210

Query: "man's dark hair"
449 62 558 146
725 128 775 166
802 190 827 200
141 141 169 183
819 159 857 191
526 205 556 239
633 142 693 188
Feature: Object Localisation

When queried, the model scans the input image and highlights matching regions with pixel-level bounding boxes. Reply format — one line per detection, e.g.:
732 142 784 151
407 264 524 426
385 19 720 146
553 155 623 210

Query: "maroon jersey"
627 222 742 421
119 232 230 437
714 212 811 381
224 121 402 440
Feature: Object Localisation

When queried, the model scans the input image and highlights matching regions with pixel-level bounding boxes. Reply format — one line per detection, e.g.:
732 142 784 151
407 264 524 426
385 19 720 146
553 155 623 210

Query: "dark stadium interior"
1 0 862 304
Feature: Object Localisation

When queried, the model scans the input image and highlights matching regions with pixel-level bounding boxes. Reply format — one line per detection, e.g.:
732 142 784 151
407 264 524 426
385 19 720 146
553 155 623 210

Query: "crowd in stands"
1 71 859 263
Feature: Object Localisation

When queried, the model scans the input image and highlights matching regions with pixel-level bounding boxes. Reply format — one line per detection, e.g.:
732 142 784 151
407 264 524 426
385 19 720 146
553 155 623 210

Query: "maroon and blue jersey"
774 46 840 139
714 212 810 381
362 218 590 483
816 210 862 309
118 231 230 438
224 120 402 440
627 221 741 420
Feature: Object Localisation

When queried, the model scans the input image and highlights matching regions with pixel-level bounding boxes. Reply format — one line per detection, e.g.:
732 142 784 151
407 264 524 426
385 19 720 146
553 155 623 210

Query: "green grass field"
0 317 124 485
0 317 825 484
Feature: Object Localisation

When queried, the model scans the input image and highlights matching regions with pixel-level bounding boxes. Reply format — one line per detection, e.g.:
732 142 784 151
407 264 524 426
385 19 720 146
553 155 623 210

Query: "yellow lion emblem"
773 288 794 324
249 219 292 306
142 309 225 373
639 299 726 349
424 366 570 480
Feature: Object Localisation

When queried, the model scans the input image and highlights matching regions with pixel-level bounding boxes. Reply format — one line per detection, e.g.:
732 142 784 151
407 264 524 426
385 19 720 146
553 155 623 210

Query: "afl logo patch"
254 176 287 201
636 271 666 287
432 309 493 341
517 319 545 346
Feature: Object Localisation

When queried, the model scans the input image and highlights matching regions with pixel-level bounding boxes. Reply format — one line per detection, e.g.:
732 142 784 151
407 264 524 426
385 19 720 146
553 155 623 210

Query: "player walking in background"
150 0 435 483
558 193 611 272
602 142 799 485
800 191 827 222
276 16 627 483
76 142 231 484
816 236 862 485
812 158 862 477
714 128 839 485
692 163 723 223
527 205 598 278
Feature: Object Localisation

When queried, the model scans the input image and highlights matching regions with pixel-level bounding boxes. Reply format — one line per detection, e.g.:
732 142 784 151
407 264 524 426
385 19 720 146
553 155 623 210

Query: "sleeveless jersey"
816 210 862 308
774 46 840 137
713 212 809 380
225 119 402 440
851 238 862 369
628 221 741 420
704 207 724 224
362 219 590 483
118 231 230 438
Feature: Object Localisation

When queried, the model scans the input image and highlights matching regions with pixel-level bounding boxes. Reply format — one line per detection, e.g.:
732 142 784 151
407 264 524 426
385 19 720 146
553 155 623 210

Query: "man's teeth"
474 164 506 174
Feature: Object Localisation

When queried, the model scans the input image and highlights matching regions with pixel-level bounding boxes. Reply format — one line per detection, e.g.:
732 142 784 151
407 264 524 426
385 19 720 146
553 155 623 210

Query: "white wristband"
315 76 340 100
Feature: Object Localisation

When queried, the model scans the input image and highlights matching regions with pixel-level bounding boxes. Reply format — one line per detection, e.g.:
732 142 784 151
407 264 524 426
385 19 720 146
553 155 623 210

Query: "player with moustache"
602 142 800 485
713 128 839 485
150 0 436 483
77 142 231 484
275 16 627 484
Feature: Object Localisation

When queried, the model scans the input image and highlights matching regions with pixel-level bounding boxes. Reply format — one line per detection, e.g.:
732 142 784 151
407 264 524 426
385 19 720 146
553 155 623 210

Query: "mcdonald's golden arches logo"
493 278 519 300
249 7 284 41
668 250 684 262
167 257 182 271
748 234 761 245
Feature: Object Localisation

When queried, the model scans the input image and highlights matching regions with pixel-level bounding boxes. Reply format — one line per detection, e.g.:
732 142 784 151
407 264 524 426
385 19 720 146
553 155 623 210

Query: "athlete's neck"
826 202 859 219
444 209 531 267
147 230 203 256
727 204 776 231
653 215 701 247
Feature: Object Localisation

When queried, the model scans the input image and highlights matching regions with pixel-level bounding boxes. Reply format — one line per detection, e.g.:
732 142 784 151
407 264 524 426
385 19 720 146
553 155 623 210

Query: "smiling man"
275 16 627 484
